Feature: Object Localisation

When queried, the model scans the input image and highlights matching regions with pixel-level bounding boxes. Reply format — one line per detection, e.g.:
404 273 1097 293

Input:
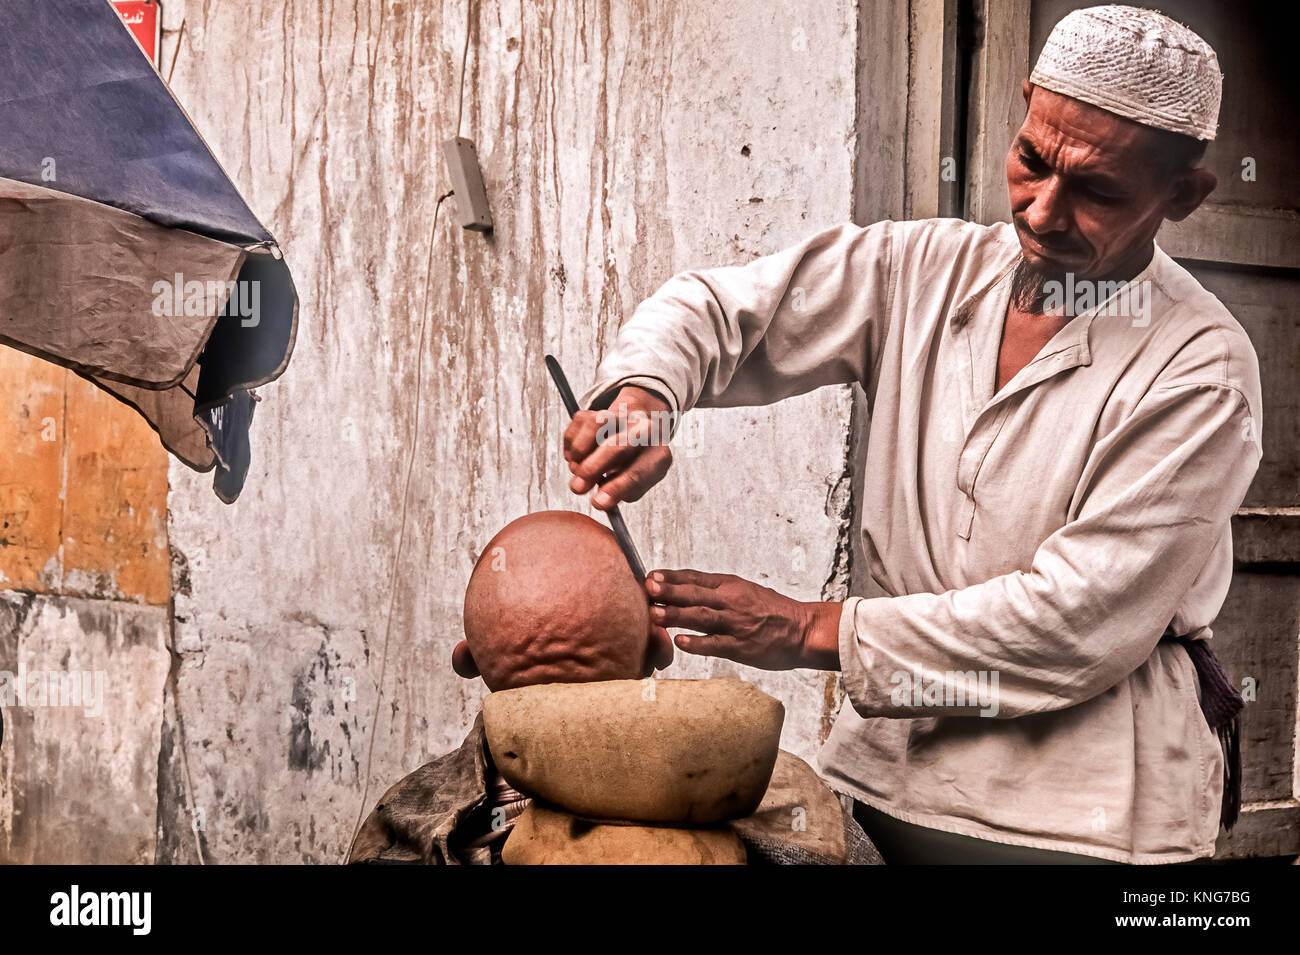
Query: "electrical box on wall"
441 137 493 233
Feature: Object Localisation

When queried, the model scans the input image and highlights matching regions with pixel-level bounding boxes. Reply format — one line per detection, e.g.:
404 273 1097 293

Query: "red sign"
111 1 161 67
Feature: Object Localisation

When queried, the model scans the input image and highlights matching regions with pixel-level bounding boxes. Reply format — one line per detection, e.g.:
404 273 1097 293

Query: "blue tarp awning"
0 0 270 244
0 0 298 502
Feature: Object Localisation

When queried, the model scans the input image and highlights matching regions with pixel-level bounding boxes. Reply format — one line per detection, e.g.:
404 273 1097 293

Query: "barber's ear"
1022 79 1033 105
1164 166 1217 222
451 640 481 680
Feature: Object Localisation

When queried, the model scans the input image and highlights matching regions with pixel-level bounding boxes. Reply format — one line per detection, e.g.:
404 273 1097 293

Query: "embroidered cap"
1030 5 1222 140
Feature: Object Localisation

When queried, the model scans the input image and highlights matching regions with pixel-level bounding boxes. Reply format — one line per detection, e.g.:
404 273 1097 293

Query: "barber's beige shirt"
578 218 1263 863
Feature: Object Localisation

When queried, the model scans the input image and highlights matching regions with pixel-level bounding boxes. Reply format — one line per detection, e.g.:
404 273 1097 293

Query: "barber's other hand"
645 569 841 671
563 385 674 511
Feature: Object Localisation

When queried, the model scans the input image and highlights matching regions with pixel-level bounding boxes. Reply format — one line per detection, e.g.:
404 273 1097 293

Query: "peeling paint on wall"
157 0 861 864
0 349 171 606
6 0 865 863
0 593 169 863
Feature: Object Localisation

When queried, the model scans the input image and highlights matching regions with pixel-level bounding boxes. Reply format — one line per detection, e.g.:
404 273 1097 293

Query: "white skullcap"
1030 4 1222 140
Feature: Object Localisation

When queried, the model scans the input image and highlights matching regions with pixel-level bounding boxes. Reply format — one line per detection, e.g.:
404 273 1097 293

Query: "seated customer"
346 509 878 865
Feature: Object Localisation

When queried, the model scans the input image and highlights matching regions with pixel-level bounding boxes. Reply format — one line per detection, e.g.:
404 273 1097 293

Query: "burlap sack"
729 750 848 862
483 678 784 824
501 804 747 865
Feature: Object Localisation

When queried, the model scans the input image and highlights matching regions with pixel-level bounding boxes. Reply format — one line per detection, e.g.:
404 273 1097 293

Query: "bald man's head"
454 511 665 691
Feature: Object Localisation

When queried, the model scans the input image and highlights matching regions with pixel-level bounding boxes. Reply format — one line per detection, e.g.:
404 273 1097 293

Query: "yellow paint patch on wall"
0 347 170 605
0 347 64 591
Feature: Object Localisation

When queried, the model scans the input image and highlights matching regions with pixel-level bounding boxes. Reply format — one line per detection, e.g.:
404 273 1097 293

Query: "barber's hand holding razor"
563 385 674 511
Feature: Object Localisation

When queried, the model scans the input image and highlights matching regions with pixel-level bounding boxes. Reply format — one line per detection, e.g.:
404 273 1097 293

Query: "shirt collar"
950 235 1169 409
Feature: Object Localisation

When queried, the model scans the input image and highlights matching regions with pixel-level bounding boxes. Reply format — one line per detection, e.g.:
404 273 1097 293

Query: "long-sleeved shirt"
577 217 1263 863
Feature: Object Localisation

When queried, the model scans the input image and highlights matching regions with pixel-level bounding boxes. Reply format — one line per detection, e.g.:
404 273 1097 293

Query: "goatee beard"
1010 256 1070 317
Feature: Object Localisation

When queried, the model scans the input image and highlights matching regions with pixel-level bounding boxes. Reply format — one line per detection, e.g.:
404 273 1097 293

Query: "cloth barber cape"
577 217 1263 864
347 713 881 865
0 0 297 502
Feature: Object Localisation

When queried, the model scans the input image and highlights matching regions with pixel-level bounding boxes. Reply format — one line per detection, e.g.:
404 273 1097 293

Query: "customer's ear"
642 622 675 675
451 640 481 679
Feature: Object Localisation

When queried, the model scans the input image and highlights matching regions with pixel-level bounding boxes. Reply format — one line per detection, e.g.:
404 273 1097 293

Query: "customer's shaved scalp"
460 510 650 691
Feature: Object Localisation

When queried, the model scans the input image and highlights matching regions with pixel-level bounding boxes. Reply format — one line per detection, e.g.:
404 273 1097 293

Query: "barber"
562 6 1259 865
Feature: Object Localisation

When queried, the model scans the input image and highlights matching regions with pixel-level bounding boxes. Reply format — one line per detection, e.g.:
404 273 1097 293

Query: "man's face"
1005 84 1196 282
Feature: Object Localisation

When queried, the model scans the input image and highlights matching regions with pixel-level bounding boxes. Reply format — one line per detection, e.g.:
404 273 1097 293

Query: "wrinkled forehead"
1019 85 1162 176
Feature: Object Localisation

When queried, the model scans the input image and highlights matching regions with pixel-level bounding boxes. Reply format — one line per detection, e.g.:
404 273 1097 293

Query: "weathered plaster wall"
160 0 863 862
0 593 170 864
0 307 173 864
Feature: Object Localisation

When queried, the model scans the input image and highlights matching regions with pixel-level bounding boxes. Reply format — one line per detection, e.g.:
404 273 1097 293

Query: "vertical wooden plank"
906 0 948 220
1211 571 1300 802
852 0 910 225
964 0 1030 224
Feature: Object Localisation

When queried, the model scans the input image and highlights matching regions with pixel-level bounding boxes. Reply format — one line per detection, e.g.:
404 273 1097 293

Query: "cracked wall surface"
160 0 861 863
1 0 867 863
0 593 170 863
0 340 172 863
